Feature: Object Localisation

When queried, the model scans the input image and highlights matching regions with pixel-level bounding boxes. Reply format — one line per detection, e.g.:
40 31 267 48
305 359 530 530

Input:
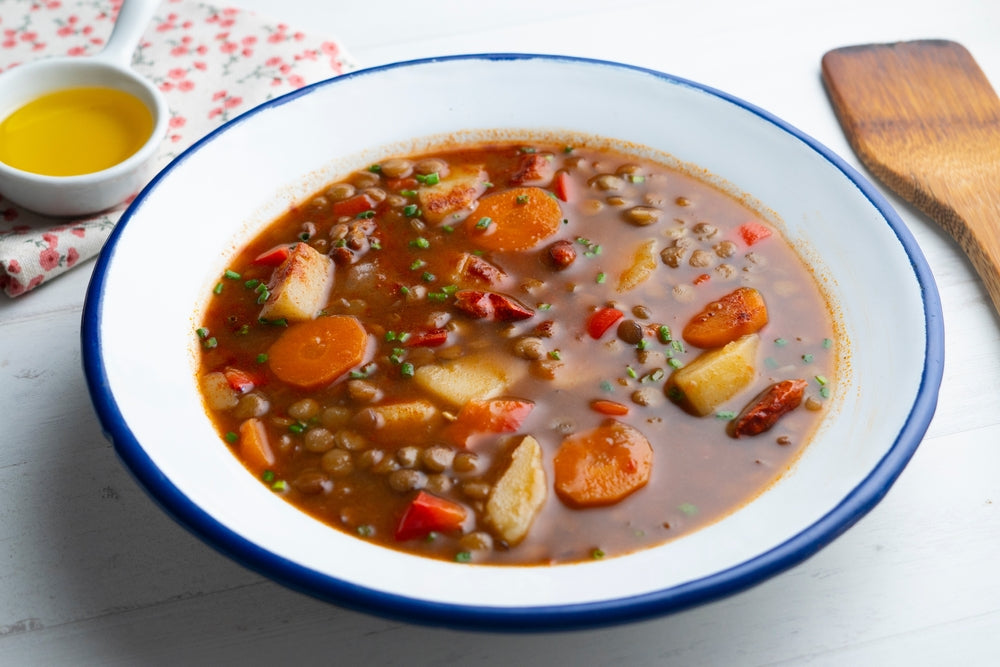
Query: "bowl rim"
81 53 944 631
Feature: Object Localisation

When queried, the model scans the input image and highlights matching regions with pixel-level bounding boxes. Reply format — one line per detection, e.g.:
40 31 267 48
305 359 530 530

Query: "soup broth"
196 140 837 565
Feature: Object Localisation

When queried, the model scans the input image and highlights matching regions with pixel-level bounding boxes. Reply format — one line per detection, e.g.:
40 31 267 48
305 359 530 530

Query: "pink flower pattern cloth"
0 0 357 297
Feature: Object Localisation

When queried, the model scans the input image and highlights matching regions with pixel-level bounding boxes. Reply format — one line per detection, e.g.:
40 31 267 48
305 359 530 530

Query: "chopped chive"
224 431 238 444
596 272 607 284
255 282 268 294
626 366 638 379
442 224 454 234
428 292 448 302
483 181 494 188
370 239 382 250
357 525 374 537
400 189 417 197
516 194 530 205
563 145 574 153
333 238 347 248
679 502 698 516
261 470 275 483
271 480 287 492
400 362 415 378
368 164 382 173
657 325 671 343
475 216 492 230
671 340 685 354
421 271 435 282
203 337 218 349
400 286 411 296
629 174 646 183
802 353 814 363
256 353 268 363
820 386 831 398
774 337 788 347
409 259 426 270
416 172 440 185
637 339 650 351
409 236 430 249
385 330 397 342
600 379 614 392
224 269 241 280
403 204 420 217
356 210 375 219
667 358 683 369
716 410 736 420
298 232 311 241
455 551 472 563
591 548 606 560
538 303 552 311
244 278 260 290
549 350 562 360
236 324 250 336
650 368 665 382
256 289 270 305
397 332 411 343
441 284 458 295
213 282 224 295
815 374 829 386
196 327 209 339
823 337 833 349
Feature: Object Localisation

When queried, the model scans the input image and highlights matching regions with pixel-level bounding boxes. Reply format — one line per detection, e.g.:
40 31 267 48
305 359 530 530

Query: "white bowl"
82 55 944 630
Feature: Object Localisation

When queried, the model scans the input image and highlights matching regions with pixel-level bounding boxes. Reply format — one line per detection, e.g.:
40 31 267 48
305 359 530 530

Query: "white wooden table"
3 1 999 663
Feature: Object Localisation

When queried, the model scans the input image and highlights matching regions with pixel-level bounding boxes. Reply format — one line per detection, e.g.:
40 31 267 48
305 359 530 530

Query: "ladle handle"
96 0 161 66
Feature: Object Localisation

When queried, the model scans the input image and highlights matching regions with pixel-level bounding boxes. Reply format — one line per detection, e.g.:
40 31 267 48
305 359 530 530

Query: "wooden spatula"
821 40 1000 315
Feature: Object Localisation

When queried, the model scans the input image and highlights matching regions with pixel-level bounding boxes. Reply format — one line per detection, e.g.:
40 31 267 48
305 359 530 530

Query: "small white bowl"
0 0 167 217
82 55 944 630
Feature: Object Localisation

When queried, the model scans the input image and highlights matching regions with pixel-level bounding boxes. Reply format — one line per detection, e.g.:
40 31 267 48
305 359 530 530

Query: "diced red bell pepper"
444 398 535 446
553 170 571 202
693 273 711 286
331 193 375 218
253 245 291 267
590 399 630 416
586 307 624 339
404 328 449 348
737 221 773 247
394 491 468 541
224 366 264 393
385 177 418 192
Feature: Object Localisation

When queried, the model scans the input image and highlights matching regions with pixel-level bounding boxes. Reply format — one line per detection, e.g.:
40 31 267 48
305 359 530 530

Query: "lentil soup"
196 140 837 565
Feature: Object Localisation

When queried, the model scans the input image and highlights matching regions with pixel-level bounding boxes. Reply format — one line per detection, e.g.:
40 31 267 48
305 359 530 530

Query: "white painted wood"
2 0 999 664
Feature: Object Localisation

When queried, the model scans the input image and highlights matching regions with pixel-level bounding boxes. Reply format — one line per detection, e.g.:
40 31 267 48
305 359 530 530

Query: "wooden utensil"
821 40 1000 315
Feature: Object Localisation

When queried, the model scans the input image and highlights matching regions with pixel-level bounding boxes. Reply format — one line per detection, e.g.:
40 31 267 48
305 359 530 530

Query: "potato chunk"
617 238 658 292
259 243 333 322
364 399 440 443
667 333 759 416
418 165 489 224
413 353 523 408
485 435 547 545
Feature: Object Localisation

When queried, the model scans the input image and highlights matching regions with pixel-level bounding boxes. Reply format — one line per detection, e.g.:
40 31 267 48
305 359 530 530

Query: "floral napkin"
0 0 357 297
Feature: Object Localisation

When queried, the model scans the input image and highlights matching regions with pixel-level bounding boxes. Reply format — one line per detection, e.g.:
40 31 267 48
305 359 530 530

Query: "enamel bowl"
82 55 943 630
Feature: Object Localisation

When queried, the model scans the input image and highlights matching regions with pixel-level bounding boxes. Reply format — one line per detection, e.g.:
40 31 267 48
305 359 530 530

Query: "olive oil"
0 86 153 176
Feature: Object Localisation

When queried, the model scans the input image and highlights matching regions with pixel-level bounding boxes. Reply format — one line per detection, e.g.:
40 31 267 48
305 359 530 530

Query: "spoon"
821 40 1000 315
0 0 168 217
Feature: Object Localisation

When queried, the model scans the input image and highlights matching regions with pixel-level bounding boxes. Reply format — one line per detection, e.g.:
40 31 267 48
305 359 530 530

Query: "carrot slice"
468 186 562 251
682 286 769 349
553 420 653 508
266 315 368 389
238 417 275 476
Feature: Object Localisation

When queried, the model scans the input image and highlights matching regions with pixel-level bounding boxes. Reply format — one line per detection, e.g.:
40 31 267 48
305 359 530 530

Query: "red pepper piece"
586 307 624 339
252 245 291 267
331 193 375 218
729 379 808 438
385 177 418 191
737 221 773 247
553 170 571 202
453 290 534 321
394 491 468 541
223 367 264 393
404 328 449 348
444 398 535 446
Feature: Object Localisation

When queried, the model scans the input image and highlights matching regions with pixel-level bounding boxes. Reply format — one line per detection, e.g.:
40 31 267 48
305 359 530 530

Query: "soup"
195 140 836 565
